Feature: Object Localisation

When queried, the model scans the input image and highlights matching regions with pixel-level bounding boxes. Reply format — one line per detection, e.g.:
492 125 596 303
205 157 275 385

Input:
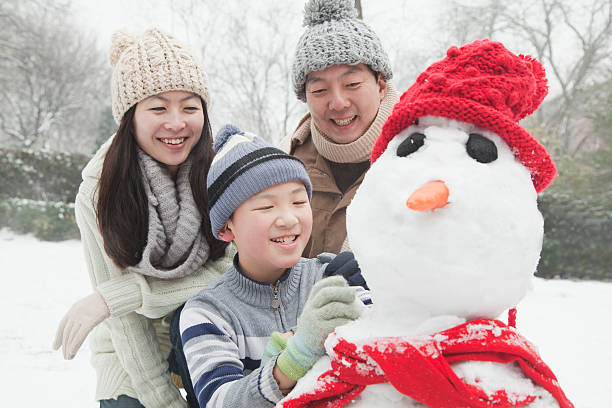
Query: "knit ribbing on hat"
110 28 210 124
208 147 307 209
293 0 393 102
207 125 313 238
310 83 399 163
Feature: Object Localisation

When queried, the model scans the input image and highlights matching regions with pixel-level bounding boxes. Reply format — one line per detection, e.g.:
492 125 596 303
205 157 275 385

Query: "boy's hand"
323 251 369 290
276 276 361 380
261 331 291 366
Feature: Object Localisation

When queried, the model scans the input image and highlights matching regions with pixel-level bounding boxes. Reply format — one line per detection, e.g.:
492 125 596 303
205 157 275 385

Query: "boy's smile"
270 234 299 246
219 181 313 283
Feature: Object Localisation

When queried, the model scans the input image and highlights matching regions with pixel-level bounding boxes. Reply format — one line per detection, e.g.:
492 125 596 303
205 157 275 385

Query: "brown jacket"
288 115 366 258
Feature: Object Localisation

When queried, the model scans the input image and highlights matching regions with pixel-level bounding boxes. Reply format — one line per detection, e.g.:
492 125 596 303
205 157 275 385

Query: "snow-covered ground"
1 230 610 407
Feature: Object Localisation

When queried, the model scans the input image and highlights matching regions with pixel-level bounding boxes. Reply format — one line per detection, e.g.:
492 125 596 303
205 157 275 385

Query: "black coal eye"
397 133 425 157
466 133 498 163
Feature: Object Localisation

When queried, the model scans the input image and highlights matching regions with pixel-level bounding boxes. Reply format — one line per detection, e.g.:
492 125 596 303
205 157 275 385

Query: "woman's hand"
52 292 110 359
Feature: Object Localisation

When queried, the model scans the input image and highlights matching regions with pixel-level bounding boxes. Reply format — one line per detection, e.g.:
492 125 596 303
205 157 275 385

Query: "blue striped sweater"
180 255 327 407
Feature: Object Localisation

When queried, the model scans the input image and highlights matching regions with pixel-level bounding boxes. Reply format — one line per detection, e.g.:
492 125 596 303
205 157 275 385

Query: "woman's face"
133 90 204 175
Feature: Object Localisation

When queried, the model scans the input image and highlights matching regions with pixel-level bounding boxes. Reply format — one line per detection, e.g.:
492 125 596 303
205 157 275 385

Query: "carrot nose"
406 180 450 211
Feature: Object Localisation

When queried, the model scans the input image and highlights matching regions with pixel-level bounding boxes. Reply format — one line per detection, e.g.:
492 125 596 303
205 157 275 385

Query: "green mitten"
276 276 361 380
261 331 288 366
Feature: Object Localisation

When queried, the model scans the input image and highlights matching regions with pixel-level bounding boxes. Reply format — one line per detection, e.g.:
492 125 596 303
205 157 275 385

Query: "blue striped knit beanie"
292 0 393 101
207 125 313 239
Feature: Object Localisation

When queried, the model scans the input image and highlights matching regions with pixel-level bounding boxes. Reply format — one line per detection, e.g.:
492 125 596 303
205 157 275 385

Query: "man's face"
305 63 387 145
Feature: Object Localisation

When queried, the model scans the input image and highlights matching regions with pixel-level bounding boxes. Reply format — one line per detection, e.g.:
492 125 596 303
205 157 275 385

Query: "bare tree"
444 0 509 45
447 0 612 157
0 0 109 153
355 0 363 19
216 4 306 140
159 2 306 143
166 0 225 66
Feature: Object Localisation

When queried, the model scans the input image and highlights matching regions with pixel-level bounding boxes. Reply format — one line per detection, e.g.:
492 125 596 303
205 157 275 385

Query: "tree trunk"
355 0 363 19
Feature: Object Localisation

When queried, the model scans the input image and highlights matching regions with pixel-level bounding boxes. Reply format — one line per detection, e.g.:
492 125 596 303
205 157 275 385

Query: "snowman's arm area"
180 306 284 407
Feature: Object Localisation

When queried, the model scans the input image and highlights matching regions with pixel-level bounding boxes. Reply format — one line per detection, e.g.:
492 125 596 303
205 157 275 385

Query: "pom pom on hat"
213 124 243 153
207 125 313 239
372 40 556 193
109 30 135 67
303 0 357 27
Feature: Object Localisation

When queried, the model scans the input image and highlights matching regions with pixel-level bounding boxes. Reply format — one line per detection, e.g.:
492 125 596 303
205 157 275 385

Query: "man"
283 0 399 257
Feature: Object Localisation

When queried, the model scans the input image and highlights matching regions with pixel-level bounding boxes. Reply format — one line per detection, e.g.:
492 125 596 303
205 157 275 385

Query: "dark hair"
96 101 228 269
365 65 379 79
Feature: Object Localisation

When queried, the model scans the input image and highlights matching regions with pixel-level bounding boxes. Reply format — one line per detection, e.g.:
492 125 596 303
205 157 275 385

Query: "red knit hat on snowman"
372 39 556 193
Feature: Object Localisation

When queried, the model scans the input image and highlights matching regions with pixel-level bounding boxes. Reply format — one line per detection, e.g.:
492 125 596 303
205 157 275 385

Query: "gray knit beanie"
207 125 313 239
292 0 393 101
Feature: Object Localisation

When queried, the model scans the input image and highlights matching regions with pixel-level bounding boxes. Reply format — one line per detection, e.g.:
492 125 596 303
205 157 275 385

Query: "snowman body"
281 116 561 407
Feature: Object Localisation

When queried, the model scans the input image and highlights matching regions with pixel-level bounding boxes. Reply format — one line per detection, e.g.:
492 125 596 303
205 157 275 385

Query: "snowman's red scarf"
281 319 573 408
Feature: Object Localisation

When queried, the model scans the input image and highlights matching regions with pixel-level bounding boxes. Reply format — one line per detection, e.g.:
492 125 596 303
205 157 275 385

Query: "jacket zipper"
271 281 280 309
271 281 286 329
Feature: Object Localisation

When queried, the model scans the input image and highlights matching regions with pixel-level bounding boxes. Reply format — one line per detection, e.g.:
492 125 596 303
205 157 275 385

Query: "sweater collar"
225 254 304 308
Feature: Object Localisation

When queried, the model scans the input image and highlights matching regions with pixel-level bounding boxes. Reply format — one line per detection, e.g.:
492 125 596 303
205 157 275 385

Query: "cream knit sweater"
76 137 234 407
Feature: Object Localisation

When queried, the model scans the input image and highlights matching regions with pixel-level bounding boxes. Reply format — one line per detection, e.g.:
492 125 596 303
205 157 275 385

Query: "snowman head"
348 40 556 321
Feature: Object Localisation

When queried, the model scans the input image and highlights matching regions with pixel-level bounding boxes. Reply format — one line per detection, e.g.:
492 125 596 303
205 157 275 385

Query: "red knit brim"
372 97 556 193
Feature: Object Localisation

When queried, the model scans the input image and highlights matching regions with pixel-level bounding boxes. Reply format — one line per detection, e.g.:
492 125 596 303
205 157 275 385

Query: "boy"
180 125 366 407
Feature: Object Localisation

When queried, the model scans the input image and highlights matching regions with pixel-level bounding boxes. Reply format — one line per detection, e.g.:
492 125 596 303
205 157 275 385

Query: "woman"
52 28 233 408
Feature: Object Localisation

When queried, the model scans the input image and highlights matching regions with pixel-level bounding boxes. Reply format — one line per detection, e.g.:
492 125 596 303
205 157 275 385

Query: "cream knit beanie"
110 28 210 124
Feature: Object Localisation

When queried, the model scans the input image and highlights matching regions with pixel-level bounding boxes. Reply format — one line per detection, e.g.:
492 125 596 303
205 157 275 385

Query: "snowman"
280 40 573 407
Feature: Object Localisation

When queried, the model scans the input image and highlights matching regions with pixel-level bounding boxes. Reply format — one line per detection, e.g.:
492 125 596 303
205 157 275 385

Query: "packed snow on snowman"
279 40 574 408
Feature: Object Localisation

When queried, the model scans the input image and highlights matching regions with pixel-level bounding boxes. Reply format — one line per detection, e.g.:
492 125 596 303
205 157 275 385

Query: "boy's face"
219 181 313 282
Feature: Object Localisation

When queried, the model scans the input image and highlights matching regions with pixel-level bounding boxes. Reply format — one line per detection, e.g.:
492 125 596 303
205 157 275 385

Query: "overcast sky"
72 0 445 53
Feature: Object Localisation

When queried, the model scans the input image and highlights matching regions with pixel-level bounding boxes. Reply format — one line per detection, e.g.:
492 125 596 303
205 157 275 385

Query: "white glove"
52 292 110 359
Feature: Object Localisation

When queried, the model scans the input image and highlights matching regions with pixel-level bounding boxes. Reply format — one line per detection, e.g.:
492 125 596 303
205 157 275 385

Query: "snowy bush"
538 192 612 281
0 148 89 202
0 148 87 240
0 198 79 241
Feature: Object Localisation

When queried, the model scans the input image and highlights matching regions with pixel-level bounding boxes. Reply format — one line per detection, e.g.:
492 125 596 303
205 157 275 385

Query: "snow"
1 230 96 407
